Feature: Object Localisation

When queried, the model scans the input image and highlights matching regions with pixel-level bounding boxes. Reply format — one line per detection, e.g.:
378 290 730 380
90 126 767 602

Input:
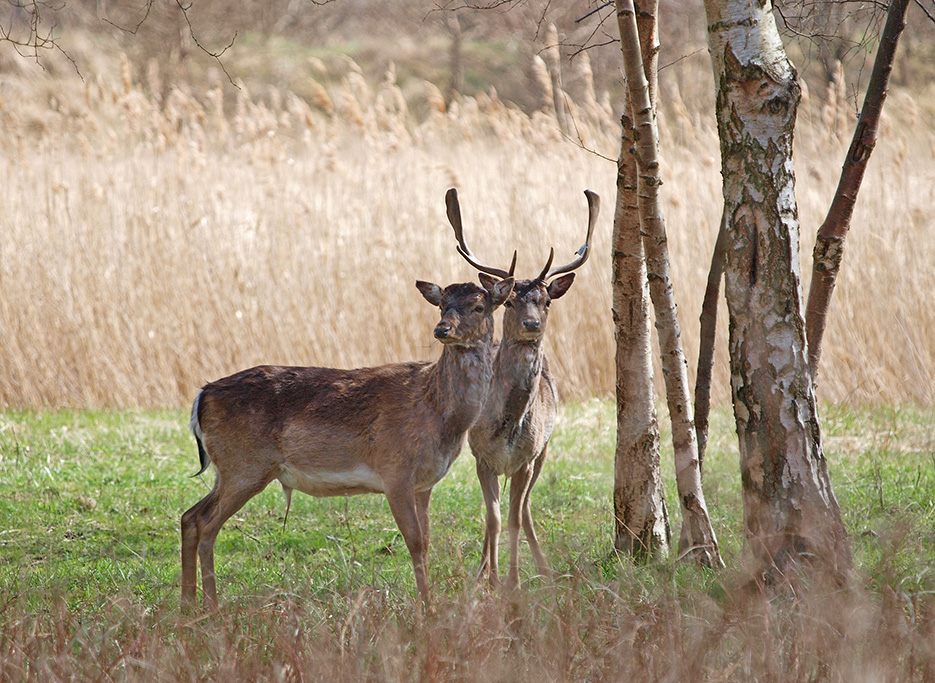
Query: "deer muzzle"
434 321 452 339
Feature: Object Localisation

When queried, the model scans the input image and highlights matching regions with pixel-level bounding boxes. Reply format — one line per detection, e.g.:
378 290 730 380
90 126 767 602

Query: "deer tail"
189 390 211 478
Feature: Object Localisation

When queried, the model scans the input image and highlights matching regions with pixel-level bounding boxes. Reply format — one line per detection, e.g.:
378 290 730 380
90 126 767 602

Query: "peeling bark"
617 0 721 567
612 0 670 559
704 0 851 580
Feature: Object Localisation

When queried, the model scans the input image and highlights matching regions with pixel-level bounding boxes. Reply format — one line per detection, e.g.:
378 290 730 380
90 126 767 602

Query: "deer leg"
506 463 536 590
475 460 502 587
521 445 551 578
196 475 272 609
386 486 430 605
415 488 432 554
181 483 217 607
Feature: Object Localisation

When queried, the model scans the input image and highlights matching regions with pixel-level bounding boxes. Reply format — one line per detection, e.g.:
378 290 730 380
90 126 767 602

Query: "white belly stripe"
278 463 385 496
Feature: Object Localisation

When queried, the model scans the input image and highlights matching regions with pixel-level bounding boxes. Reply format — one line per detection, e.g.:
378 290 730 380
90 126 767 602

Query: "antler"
446 188 516 279
538 189 600 281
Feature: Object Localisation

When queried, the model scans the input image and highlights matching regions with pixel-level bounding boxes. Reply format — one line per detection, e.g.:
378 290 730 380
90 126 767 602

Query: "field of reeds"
1 28 933 410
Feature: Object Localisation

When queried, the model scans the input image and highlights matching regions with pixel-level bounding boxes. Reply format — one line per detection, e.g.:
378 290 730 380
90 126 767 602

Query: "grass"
2 402 935 679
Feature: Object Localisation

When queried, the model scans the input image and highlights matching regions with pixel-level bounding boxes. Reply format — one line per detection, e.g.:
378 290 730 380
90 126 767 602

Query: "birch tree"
703 0 851 579
611 0 670 559
804 0 911 381
616 0 721 567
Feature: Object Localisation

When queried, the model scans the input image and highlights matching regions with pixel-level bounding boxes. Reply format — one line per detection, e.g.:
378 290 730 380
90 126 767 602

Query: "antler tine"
543 189 600 280
535 247 555 282
445 188 514 279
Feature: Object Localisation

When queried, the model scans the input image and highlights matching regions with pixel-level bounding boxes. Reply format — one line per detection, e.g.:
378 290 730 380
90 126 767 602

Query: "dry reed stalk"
0 59 932 407
531 54 555 116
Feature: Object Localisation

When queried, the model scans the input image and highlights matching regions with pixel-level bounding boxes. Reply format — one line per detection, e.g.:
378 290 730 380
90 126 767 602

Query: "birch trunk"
616 0 721 567
703 0 851 579
612 0 670 558
805 0 910 381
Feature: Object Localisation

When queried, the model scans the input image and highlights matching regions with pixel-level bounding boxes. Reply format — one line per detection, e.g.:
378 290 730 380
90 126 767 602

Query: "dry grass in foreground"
1 49 933 408
4 576 935 681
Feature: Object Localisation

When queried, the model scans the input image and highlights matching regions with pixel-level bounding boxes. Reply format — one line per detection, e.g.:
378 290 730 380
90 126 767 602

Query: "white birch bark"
616 0 721 567
611 0 670 556
703 0 851 579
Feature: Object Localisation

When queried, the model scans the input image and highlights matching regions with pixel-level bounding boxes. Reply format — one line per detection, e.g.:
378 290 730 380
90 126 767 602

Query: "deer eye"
473 304 485 313
504 300 513 308
544 300 552 309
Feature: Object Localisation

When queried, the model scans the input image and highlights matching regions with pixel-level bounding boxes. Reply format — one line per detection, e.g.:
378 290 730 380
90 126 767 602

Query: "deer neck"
429 332 495 431
489 336 545 425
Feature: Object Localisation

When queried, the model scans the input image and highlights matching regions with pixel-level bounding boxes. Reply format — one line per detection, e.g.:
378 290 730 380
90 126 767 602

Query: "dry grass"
0 46 933 409
3 572 935 681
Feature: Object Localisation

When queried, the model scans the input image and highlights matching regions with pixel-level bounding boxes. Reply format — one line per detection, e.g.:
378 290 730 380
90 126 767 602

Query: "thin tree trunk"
704 0 851 581
694 210 727 469
805 0 910 381
616 0 722 568
612 0 670 559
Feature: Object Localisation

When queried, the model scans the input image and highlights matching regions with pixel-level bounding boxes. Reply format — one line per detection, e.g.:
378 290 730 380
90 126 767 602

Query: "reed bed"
1 48 933 409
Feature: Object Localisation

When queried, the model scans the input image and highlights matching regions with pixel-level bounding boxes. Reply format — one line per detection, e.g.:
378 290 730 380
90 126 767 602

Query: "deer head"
416 277 514 346
447 188 599 344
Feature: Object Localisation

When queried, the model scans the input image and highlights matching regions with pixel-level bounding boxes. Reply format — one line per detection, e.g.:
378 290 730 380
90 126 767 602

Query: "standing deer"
446 188 599 589
181 223 514 609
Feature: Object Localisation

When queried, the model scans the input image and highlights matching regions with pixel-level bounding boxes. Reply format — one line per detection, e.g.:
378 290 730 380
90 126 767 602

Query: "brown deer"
446 188 599 589
181 222 514 609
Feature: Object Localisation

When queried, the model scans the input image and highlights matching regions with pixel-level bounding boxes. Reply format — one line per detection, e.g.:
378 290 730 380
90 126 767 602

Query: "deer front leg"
475 460 502 587
386 486 430 605
415 488 432 558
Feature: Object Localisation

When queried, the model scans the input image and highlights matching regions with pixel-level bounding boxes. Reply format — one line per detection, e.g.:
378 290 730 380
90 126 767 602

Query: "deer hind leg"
475 461 502 587
386 485 431 605
195 472 275 609
506 463 537 590
521 445 551 578
181 483 218 607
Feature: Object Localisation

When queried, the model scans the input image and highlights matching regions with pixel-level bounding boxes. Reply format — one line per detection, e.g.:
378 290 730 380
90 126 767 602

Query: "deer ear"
416 281 443 306
547 273 575 300
477 273 498 291
488 277 515 307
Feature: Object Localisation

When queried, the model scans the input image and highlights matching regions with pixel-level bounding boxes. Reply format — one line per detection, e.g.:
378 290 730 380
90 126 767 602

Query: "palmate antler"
446 188 516 279
536 189 600 282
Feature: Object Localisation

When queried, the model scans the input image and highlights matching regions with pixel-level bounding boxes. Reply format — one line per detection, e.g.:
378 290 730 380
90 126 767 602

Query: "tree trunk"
805 0 910 382
694 210 727 469
616 0 722 567
611 0 670 559
703 0 851 580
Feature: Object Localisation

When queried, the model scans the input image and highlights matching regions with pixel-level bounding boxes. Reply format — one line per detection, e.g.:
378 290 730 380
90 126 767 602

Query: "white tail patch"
189 391 205 444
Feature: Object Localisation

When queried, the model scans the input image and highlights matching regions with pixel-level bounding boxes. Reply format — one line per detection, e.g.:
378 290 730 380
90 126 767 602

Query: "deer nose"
523 319 541 332
434 322 452 339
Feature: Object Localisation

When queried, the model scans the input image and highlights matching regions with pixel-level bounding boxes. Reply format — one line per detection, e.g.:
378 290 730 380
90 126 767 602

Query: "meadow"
2 403 935 679
0 23 934 681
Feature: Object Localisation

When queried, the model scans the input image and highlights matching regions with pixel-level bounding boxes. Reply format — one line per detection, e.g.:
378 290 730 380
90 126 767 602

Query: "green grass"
1 401 934 679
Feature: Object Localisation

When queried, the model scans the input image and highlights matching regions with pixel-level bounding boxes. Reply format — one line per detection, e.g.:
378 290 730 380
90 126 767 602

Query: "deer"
445 188 599 590
180 211 514 610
